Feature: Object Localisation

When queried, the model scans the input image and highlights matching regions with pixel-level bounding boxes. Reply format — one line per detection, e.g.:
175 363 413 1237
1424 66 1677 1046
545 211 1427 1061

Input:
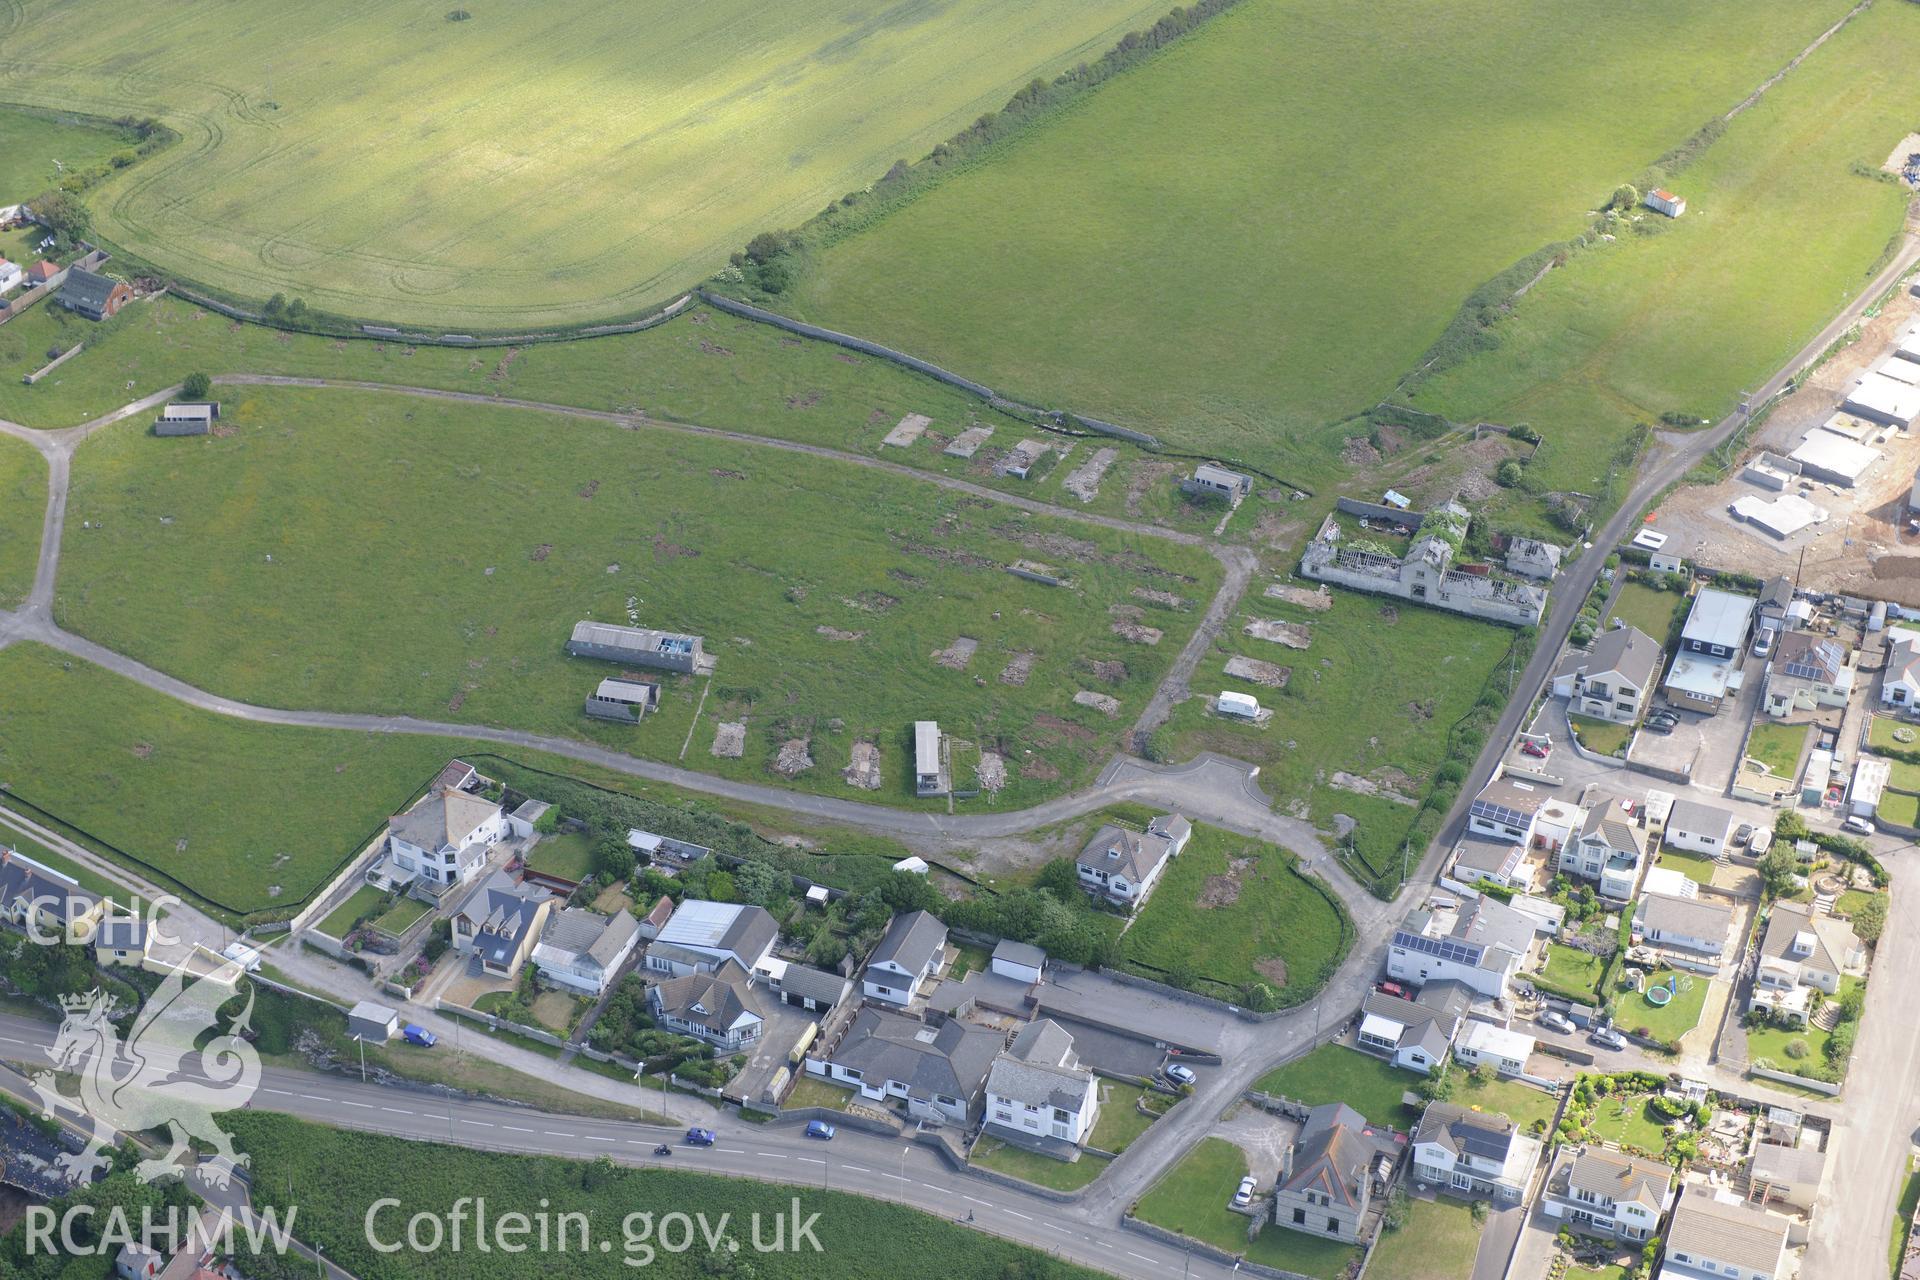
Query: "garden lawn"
1585 1093 1671 1155
1878 791 1920 830
2 3 1176 329
527 830 596 883
1606 583 1686 644
783 1075 853 1112
317 886 390 939
785 0 1851 478
1089 1081 1161 1154
1133 1138 1254 1253
1746 977 1863 1082
229 1113 1110 1280
1885 758 1920 795
1365 1197 1481 1280
1536 943 1609 1005
1568 1268 1630 1280
370 896 432 936
1120 822 1351 1005
1893 1158 1920 1277
56 385 1216 808
1869 715 1918 754
1746 722 1807 781
0 434 45 609
1456 1075 1560 1135
948 942 992 980
970 1138 1109 1192
1658 849 1719 886
0 106 136 205
1246 1227 1362 1280
1254 1045 1417 1129
1157 589 1514 895
1570 714 1631 758
1610 969 1709 1046
0 643 455 916
1414 0 1920 507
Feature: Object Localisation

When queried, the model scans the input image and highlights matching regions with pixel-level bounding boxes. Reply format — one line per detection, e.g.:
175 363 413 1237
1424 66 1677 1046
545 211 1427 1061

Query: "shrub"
1495 460 1525 488
1783 1038 1809 1060
181 371 211 399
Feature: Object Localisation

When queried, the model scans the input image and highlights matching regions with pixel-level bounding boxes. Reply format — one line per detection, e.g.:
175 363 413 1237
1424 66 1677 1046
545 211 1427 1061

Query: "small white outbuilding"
1217 691 1260 720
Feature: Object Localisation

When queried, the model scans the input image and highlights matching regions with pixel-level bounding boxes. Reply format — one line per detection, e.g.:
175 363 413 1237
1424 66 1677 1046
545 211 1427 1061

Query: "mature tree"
181 371 211 399
1757 845 1799 898
730 859 785 907
1851 893 1887 944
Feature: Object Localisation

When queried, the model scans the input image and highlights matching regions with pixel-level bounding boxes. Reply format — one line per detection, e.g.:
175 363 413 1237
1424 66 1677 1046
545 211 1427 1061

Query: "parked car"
1643 720 1674 736
1749 829 1773 857
1843 815 1875 836
1538 1010 1576 1035
1164 1063 1197 1086
1752 629 1775 658
401 1024 437 1048
1232 1175 1258 1208
804 1120 836 1141
1588 1027 1626 1051
1520 740 1549 759
685 1128 716 1147
1375 981 1409 1000
1647 710 1679 727
1733 823 1754 847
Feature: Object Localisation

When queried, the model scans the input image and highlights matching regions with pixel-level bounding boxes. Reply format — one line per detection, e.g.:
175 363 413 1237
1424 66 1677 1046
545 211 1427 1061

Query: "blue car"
804 1120 836 1140
685 1127 716 1147
402 1024 437 1048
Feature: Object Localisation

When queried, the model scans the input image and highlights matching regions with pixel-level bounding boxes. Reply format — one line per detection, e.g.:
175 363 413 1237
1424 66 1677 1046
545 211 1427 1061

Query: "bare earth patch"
843 741 882 790
882 414 932 447
1244 618 1311 649
999 652 1037 685
976 752 1008 796
1198 855 1253 908
710 722 746 758
815 625 865 642
1223 655 1291 689
1072 690 1121 716
943 426 994 459
1062 447 1117 502
1130 587 1190 610
932 636 979 669
1084 659 1128 684
1111 621 1164 645
773 737 815 777
1263 582 1332 611
1254 957 1289 986
1328 769 1418 806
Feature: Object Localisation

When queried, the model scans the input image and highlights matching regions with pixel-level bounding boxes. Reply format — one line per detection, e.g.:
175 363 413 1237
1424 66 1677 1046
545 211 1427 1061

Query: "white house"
1448 835 1528 893
1467 777 1552 843
1411 1101 1542 1203
649 959 764 1049
1558 798 1645 901
1072 813 1191 910
861 909 948 1006
983 1020 1101 1149
1633 894 1733 965
1658 1190 1790 1280
531 907 641 996
1542 1147 1674 1243
1551 625 1663 725
1881 630 1920 708
1750 901 1864 1024
383 787 506 890
1505 538 1564 581
1451 1021 1534 1077
1663 798 1736 857
1181 462 1252 502
0 258 22 295
1644 188 1687 218
1762 631 1854 718
1355 982 1470 1075
1387 895 1535 1001
813 1006 1000 1125
645 900 779 978
990 939 1046 985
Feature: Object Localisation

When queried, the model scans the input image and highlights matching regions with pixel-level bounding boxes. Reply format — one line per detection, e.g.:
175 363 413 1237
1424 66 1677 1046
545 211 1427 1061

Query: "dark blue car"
685 1127 716 1147
804 1120 836 1140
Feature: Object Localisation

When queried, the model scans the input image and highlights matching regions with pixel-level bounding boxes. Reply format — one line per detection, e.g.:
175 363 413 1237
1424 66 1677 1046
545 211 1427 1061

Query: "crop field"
1119 822 1350 1005
1413 0 1920 503
0 434 45 607
1153 586 1513 889
0 642 457 914
0 0 1174 329
781 0 1855 475
0 105 132 201
229 1113 1110 1280
56 385 1217 805
0 298 1224 532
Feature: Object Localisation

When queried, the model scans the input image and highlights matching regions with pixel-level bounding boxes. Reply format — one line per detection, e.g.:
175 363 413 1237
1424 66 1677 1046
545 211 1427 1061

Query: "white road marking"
878 1172 909 1182
380 1107 413 1116
795 1157 824 1165
962 1195 992 1206
1126 1251 1156 1262
718 1147 748 1153
841 1164 869 1173
758 1152 787 1159
464 1119 493 1127
584 1135 615 1143
544 1130 573 1138
503 1125 536 1133
300 1094 328 1102
261 1088 292 1097
337 1100 374 1109
1003 1209 1033 1221
919 1182 941 1191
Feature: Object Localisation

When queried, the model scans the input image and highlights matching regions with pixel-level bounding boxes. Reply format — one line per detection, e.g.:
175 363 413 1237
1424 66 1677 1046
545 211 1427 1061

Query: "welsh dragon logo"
29 958 261 1187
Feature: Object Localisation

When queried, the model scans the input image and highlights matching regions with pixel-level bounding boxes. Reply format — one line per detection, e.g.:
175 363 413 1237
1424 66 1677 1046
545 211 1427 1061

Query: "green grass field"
527 830 597 883
0 2 1175 329
783 0 1853 475
1253 1044 1416 1129
1606 583 1686 644
0 106 135 204
0 642 458 915
1089 1081 1162 1154
0 434 45 608
56 384 1215 806
1135 1136 1358 1279
316 884 389 938
1611 969 1708 1047
1119 822 1350 1004
1456 1074 1560 1135
1365 1197 1481 1280
1414 0 1920 502
1746 721 1808 779
1155 588 1513 890
371 894 432 936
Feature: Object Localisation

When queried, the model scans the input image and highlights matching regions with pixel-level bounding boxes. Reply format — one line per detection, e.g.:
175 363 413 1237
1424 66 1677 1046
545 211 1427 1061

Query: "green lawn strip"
1535 942 1609 1005
1610 969 1708 1046
970 1137 1109 1192
0 106 136 207
0 434 46 609
1134 1137 1258 1253
1455 1075 1559 1136
526 830 596 882
370 895 432 936
1120 821 1351 1006
1245 1226 1362 1280
57 385 1216 810
948 942 992 980
782 0 1850 479
1584 1094 1672 1156
2 4 1177 331
1745 722 1807 780
228 1112 1110 1280
1605 583 1687 644
783 1075 854 1112
316 885 391 939
1885 758 1920 795
1568 1267 1631 1280
1869 715 1918 754
1569 714 1631 758
1365 1196 1481 1280
1835 888 1882 919
1892 1158 1920 1277
1413 0 1920 506
1254 1045 1418 1130
1089 1081 1160 1154
1878 792 1920 830
1657 848 1718 885
1156 591 1512 895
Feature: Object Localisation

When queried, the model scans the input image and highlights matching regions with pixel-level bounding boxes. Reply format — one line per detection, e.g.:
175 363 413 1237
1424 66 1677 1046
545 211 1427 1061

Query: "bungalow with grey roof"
1663 798 1736 857
1633 894 1734 965
649 959 764 1049
532 906 641 996
0 847 106 942
56 266 131 321
1658 1189 1790 1280
1072 813 1191 911
813 1006 1001 1125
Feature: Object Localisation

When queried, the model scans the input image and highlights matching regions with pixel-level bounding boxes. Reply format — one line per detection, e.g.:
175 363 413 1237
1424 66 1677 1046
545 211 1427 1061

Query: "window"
1292 1209 1306 1226
1325 1217 1338 1233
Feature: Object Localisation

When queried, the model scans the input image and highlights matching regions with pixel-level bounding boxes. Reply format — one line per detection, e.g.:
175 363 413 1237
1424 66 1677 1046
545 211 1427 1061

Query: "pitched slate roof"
992 939 1046 971
1583 624 1662 690
539 907 639 970
1757 900 1856 976
0 847 100 919
1665 1192 1789 1275
454 869 547 966
1579 798 1643 856
1074 824 1177 883
832 1007 999 1102
1567 1147 1670 1211
1280 1103 1373 1208
1667 797 1735 840
390 789 499 851
777 962 849 1007
1414 1100 1518 1164
58 266 121 316
986 1019 1092 1113
1636 893 1733 944
868 909 946 975
650 959 762 1036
